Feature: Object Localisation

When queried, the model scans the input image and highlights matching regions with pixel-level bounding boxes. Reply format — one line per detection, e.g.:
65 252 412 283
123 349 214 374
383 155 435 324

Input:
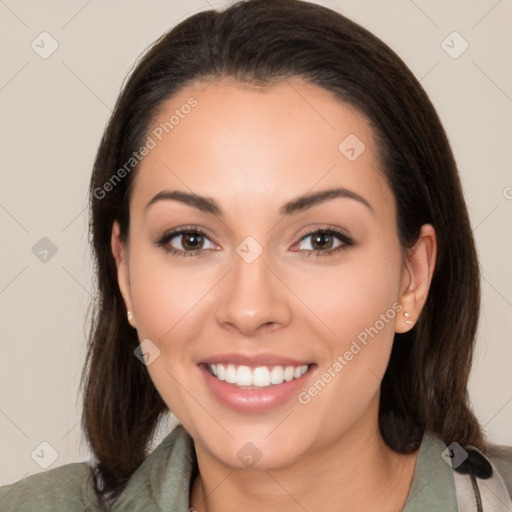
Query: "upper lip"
200 353 313 367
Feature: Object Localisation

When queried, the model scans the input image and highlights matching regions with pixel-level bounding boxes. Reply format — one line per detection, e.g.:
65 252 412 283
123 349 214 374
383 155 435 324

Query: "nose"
214 248 293 337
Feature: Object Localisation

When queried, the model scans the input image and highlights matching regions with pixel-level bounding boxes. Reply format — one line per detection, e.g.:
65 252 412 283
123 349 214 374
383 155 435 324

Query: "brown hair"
81 0 486 507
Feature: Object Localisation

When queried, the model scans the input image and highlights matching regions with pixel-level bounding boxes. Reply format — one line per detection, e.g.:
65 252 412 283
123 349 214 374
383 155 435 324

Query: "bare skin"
111 77 436 511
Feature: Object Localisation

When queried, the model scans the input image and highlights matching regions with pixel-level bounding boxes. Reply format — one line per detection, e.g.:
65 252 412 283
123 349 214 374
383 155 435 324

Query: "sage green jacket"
1 425 511 511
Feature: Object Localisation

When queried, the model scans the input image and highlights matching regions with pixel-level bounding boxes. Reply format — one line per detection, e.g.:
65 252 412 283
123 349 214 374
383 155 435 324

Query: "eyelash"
297 226 355 258
156 225 355 258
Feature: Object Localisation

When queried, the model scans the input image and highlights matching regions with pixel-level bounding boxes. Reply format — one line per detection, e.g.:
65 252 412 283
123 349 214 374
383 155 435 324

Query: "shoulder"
109 424 196 511
0 462 103 511
0 426 195 512
486 442 512 497
403 432 512 511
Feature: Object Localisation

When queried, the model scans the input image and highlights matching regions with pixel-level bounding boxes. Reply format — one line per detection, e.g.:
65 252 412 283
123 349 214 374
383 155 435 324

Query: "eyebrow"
144 187 373 217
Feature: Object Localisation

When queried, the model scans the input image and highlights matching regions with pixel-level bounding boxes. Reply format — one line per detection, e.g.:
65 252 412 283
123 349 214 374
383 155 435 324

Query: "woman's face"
113 77 431 470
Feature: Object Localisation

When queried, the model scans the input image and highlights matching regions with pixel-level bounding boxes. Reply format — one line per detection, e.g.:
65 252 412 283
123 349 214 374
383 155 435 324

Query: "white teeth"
207 363 309 387
270 366 284 385
225 364 237 384
284 366 295 382
236 366 252 386
216 364 225 381
252 366 270 387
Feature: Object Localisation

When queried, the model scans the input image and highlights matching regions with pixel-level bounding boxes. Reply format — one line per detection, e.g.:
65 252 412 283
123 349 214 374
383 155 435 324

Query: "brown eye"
310 232 336 250
180 232 204 250
296 228 354 254
157 228 216 256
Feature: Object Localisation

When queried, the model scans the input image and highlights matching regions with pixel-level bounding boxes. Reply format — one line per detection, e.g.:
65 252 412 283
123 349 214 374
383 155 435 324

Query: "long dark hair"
81 0 485 507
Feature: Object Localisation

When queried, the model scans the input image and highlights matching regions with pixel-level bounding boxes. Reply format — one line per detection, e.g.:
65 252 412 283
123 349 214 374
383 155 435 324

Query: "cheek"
297 242 402 350
293 240 403 424
128 249 215 341
126 249 215 421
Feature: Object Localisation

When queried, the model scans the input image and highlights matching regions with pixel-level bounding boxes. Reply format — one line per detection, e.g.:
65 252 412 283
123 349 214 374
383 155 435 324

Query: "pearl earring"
127 311 134 324
404 311 413 325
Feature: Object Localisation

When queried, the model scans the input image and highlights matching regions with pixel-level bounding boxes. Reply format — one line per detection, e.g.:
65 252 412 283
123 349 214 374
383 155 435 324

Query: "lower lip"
199 364 316 413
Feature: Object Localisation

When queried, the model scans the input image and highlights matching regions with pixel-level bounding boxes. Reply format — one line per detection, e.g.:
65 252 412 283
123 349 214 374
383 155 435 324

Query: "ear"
111 220 135 327
395 224 437 333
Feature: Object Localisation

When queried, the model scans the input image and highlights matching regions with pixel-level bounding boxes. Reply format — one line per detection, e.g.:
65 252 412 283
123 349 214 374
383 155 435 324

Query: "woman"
1 0 511 510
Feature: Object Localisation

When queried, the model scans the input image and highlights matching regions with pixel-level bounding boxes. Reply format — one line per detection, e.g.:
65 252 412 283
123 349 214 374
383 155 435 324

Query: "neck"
189 406 420 512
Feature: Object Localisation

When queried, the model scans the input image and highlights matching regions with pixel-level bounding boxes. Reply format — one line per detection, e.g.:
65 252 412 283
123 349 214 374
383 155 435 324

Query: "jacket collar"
111 425 457 511
111 424 196 511
403 430 458 511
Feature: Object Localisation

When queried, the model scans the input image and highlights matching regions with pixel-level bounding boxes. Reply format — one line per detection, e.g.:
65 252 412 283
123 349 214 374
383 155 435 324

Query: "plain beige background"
1 0 511 485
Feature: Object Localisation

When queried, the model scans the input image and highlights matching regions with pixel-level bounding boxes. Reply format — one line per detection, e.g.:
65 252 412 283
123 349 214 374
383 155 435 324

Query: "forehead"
129 77 393 219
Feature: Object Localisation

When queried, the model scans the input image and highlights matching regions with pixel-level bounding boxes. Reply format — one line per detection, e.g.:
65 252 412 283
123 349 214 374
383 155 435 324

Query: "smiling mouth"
203 363 314 388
